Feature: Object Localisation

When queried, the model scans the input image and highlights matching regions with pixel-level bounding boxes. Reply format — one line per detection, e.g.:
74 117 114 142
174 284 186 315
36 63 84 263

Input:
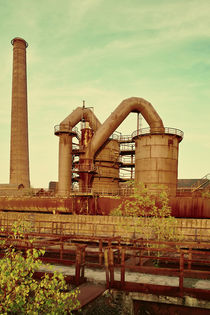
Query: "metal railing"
0 218 210 242
132 127 184 139
119 135 133 143
71 186 135 196
109 133 120 140
73 164 97 172
104 242 210 296
54 125 80 137
121 155 135 164
0 222 209 294
120 143 135 151
191 173 210 192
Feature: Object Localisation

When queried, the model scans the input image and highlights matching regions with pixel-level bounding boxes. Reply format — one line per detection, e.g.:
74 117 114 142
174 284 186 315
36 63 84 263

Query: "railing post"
99 239 103 265
188 248 192 270
195 229 197 242
81 246 85 280
109 247 114 287
139 249 142 266
61 222 64 235
179 251 184 295
75 245 82 285
121 247 125 288
117 239 121 264
104 248 110 289
60 237 63 260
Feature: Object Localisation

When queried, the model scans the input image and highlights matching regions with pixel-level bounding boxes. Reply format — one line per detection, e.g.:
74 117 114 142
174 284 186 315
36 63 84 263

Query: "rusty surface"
75 283 106 309
0 226 209 300
81 128 94 147
0 215 210 244
0 195 209 218
104 245 210 300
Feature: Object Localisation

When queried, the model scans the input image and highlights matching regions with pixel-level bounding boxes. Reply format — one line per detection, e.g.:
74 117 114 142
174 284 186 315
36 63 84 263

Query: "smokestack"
10 37 30 188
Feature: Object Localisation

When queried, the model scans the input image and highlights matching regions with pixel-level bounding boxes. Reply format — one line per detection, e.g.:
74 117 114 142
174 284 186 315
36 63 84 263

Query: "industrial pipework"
10 37 30 188
55 107 101 196
79 97 167 193
84 97 165 160
56 97 184 196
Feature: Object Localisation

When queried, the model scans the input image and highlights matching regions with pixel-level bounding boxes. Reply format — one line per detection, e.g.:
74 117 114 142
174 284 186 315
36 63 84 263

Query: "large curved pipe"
85 97 164 159
60 107 101 131
57 107 101 195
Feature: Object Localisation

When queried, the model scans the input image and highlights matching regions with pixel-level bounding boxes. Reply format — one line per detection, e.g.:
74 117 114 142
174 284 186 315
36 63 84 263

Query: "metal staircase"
191 173 210 192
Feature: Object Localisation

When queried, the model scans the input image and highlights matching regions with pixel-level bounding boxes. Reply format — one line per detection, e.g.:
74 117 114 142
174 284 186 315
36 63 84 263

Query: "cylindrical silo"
10 37 30 188
134 129 183 196
92 139 120 194
55 125 76 196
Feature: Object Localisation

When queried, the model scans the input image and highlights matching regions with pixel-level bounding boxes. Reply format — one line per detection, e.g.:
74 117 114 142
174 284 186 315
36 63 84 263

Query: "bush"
0 221 80 314
111 182 182 242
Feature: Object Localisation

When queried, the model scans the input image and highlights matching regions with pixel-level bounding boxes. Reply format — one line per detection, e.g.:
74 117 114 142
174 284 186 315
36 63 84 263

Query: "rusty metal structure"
1 38 210 312
1 38 210 218
55 97 183 197
0 219 209 302
10 38 30 188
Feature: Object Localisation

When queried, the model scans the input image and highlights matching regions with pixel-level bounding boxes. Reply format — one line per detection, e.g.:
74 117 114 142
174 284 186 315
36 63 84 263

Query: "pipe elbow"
85 96 165 158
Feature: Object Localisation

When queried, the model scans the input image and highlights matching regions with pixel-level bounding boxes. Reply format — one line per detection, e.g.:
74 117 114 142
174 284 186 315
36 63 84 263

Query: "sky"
0 0 209 188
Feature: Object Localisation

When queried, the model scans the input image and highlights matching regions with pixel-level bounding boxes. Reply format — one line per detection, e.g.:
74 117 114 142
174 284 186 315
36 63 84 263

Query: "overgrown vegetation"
202 190 210 198
111 182 182 242
0 220 80 314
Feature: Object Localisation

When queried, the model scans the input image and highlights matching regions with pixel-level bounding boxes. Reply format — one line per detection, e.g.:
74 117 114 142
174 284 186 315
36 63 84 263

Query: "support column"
10 37 30 188
58 133 72 196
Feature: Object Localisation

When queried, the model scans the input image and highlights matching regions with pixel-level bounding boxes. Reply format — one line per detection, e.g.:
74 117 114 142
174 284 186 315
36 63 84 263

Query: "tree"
0 221 80 315
111 182 182 242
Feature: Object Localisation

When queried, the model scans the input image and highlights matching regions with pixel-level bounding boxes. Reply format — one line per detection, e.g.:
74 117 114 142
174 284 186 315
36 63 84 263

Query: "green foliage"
110 182 170 217
202 190 210 198
0 222 80 314
111 182 182 242
11 219 33 238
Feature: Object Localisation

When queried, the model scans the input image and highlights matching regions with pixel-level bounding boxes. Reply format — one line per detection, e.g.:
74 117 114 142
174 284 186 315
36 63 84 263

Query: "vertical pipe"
121 247 125 287
179 251 184 294
10 37 30 188
137 112 139 135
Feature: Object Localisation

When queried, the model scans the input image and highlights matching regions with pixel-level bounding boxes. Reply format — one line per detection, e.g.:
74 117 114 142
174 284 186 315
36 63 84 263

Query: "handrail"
109 133 120 140
104 244 210 295
132 127 184 139
120 143 135 151
0 219 210 243
121 156 135 163
191 173 210 192
73 164 97 172
54 125 80 136
119 135 133 143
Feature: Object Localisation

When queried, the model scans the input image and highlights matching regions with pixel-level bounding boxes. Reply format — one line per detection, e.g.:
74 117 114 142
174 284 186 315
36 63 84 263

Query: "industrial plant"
0 38 209 313
55 97 183 198
0 37 209 217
